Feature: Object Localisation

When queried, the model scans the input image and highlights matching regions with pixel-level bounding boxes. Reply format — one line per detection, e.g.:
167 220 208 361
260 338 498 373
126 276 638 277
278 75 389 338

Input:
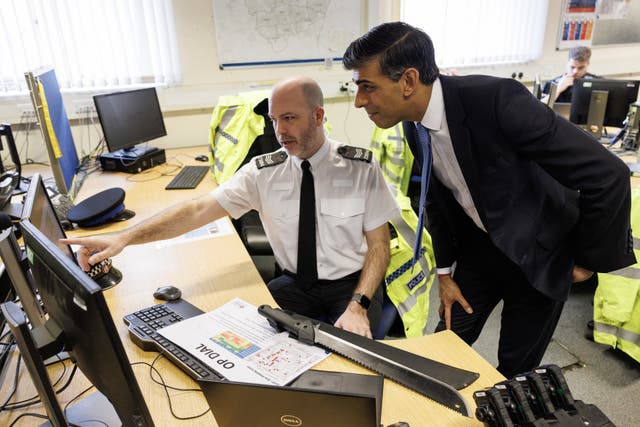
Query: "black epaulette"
337 145 372 163
255 151 288 169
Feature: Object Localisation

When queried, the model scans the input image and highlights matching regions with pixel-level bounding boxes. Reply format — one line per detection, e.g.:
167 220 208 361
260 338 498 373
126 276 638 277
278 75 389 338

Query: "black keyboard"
165 165 209 190
123 300 224 380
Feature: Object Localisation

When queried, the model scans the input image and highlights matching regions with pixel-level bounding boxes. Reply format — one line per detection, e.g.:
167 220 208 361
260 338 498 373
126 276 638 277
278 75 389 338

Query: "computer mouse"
153 285 182 301
195 155 208 162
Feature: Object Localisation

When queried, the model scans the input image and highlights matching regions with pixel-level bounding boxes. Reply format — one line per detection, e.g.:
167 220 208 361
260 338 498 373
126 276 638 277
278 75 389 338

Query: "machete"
258 305 479 417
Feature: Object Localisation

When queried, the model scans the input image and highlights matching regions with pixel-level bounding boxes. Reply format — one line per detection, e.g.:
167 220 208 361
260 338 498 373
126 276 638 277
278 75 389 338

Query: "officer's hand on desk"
572 265 594 283
334 302 373 339
60 234 126 271
437 274 474 330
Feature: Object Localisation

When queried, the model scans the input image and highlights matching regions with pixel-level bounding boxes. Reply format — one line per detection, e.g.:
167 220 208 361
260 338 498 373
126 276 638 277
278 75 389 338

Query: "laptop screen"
199 370 382 427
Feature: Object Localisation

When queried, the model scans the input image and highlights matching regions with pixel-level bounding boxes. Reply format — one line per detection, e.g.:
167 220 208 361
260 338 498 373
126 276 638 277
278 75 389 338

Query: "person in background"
62 76 399 339
342 22 635 377
541 46 599 103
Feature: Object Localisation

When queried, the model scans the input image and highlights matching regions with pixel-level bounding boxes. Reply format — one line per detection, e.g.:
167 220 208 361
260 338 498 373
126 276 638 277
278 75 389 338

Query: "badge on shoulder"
338 145 372 163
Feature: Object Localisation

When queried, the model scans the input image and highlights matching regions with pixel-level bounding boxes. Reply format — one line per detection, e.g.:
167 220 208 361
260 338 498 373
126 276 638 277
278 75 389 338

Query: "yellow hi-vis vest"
371 124 435 337
209 90 333 184
371 124 415 196
386 194 436 337
208 91 270 184
593 187 640 363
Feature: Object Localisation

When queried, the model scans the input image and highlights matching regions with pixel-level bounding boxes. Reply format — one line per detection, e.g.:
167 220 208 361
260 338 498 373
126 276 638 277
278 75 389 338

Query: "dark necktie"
412 123 432 268
297 160 318 287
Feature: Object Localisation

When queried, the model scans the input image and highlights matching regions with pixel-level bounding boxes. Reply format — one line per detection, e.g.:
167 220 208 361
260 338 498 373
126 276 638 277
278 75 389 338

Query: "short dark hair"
343 21 439 84
568 46 592 63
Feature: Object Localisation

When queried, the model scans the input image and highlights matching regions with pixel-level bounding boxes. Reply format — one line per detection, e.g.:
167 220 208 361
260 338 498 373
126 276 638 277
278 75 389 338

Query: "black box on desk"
99 148 166 173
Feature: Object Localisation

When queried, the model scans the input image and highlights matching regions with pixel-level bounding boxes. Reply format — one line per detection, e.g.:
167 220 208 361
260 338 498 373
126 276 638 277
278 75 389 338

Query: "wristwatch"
350 293 371 310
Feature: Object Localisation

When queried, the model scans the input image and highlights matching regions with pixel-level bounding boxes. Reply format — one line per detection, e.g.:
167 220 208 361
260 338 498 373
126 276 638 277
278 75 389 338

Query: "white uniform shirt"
420 78 486 232
212 138 399 280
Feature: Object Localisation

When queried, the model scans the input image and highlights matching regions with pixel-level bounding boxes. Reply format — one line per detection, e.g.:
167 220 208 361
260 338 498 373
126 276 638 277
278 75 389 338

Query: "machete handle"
257 305 316 345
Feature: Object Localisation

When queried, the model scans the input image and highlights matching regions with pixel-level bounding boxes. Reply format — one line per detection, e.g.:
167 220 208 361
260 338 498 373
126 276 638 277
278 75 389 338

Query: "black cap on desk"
67 187 135 228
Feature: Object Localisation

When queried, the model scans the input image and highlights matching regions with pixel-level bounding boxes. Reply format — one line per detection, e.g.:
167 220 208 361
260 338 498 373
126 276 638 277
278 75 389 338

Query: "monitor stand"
584 89 609 140
1 302 122 427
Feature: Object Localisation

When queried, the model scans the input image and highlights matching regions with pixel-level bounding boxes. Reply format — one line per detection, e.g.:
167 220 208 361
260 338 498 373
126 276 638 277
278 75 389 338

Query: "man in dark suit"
343 22 636 377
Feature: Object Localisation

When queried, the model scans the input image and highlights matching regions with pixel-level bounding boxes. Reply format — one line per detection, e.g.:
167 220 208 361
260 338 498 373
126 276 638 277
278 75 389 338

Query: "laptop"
199 369 383 427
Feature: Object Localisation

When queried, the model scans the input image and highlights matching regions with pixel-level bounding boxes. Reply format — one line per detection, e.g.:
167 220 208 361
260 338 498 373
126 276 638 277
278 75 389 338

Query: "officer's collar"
292 138 330 170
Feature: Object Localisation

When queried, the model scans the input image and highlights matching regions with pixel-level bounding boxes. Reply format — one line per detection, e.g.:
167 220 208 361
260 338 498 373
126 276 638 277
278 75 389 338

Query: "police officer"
63 76 399 338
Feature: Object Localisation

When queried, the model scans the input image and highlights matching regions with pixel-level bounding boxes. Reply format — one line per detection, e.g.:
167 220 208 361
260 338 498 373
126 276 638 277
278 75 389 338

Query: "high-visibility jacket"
208 91 270 184
593 187 640 363
386 194 436 337
209 90 332 184
371 124 435 337
371 124 415 196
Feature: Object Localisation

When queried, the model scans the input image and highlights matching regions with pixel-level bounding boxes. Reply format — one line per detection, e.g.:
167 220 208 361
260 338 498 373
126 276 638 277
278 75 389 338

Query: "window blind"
401 0 549 68
0 0 181 96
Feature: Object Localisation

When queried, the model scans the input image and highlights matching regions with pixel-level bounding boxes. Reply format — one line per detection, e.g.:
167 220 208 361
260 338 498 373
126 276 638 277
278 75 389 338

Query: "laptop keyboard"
165 165 209 190
123 300 224 380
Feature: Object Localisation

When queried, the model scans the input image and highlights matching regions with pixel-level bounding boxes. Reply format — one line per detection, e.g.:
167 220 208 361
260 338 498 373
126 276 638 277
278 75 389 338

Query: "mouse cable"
131 352 210 421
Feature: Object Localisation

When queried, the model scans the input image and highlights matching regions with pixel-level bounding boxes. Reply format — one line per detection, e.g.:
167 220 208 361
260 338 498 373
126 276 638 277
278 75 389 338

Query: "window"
0 0 181 96
401 0 548 68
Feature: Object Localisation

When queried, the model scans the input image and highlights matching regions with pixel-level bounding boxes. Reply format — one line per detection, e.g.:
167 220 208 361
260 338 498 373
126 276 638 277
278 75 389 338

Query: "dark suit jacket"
403 75 635 301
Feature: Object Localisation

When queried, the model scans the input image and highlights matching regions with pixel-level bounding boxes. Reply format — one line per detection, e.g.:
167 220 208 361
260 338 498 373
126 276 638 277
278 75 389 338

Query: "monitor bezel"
93 87 167 154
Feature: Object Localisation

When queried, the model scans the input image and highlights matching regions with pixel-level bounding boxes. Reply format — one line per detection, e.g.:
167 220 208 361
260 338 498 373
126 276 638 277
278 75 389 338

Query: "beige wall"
2 0 640 164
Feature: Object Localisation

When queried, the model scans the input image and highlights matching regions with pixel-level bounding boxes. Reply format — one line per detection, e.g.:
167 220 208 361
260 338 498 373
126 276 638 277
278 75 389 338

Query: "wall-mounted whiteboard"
213 0 362 68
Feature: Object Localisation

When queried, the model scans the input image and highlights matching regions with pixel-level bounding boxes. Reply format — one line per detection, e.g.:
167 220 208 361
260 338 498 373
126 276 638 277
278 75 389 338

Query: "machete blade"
314 324 474 417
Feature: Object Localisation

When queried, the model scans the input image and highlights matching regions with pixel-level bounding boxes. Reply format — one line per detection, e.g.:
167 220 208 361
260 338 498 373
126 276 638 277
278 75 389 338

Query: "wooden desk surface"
1 147 504 426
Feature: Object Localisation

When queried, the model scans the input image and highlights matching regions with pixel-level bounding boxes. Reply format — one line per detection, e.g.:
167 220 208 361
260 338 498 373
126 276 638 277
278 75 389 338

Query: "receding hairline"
270 76 324 111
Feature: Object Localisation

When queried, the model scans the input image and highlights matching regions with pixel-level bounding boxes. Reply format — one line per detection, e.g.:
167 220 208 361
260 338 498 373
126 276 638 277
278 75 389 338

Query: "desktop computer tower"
99 148 166 174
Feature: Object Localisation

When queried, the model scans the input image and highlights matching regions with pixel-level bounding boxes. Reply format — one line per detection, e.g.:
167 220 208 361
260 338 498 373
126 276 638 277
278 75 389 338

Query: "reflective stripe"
389 212 433 278
594 321 640 346
634 237 640 248
370 141 381 150
381 164 402 184
607 266 640 280
212 107 238 173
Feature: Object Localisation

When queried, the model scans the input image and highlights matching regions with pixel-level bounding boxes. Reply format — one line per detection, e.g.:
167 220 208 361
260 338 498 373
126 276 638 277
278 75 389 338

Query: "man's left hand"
334 301 372 338
572 265 594 283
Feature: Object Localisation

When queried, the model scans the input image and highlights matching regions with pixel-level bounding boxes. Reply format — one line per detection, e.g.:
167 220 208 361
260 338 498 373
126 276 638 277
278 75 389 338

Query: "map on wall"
213 0 362 68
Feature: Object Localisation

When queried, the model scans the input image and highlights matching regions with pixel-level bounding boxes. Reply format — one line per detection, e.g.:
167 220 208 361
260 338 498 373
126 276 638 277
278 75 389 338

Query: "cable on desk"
0 357 75 412
8 411 49 426
131 352 210 421
63 384 99 427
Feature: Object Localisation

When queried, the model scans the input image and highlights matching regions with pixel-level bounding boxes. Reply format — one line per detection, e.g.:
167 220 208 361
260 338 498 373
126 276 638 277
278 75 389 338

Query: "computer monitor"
0 214 46 329
532 74 542 100
24 69 81 197
20 173 122 290
570 78 640 130
0 124 27 195
93 87 167 159
17 219 154 426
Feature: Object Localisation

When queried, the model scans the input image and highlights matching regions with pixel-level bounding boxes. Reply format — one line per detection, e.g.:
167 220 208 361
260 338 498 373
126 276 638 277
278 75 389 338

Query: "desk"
1 147 504 426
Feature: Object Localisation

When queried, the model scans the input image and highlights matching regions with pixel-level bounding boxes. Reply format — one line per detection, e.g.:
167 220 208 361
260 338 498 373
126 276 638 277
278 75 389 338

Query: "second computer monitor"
570 78 640 129
93 87 167 157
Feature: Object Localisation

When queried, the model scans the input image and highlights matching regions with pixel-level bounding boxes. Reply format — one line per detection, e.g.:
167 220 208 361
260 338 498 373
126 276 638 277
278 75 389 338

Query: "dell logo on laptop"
280 415 302 426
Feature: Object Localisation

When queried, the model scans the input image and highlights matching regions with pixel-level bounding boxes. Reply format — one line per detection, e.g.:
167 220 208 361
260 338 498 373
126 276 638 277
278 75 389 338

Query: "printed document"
158 298 329 385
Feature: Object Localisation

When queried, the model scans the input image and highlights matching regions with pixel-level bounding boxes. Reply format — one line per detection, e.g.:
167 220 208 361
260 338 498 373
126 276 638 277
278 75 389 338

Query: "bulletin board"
557 0 640 49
